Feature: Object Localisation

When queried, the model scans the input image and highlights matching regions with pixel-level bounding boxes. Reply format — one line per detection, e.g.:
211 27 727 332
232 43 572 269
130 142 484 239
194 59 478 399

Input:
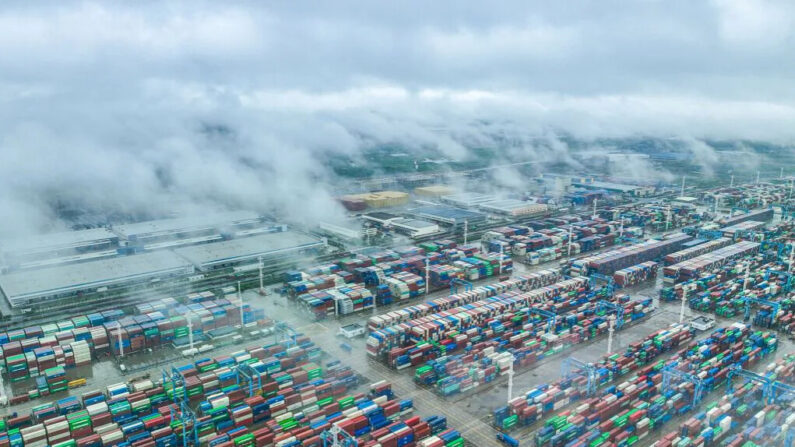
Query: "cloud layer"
1 1 794 236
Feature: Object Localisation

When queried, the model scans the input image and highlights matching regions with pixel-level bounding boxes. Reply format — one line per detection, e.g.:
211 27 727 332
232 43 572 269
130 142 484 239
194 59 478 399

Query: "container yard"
6 1 795 445
2 179 795 447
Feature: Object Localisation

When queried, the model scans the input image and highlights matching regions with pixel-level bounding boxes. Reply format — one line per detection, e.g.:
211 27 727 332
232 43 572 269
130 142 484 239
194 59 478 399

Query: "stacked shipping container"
663 241 761 284
569 234 692 276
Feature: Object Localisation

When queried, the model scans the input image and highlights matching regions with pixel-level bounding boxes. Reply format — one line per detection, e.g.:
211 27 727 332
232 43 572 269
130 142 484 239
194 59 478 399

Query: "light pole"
258 256 265 295
506 354 515 404
187 316 194 352
115 321 124 358
789 244 794 274
567 224 574 260
606 314 616 354
680 175 686 197
425 257 430 295
238 281 244 326
679 284 693 324
463 220 468 245
666 206 672 231
498 243 504 276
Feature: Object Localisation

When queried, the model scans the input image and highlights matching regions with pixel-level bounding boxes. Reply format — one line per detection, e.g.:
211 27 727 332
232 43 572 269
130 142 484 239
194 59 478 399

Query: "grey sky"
0 1 793 236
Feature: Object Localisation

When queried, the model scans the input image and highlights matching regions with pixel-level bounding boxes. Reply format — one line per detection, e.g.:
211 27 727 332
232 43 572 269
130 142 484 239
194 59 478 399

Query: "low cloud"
0 1 794 237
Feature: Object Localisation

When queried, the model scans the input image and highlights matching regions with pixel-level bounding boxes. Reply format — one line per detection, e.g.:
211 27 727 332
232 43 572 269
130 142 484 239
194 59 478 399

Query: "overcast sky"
0 0 794 236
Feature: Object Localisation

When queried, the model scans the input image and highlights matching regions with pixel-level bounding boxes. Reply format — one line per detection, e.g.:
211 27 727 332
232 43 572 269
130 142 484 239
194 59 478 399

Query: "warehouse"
0 251 194 308
0 228 120 272
413 185 455 197
172 230 326 272
440 192 496 208
317 221 367 245
478 199 549 217
112 211 266 250
572 180 654 197
387 218 440 238
361 212 402 227
411 205 488 226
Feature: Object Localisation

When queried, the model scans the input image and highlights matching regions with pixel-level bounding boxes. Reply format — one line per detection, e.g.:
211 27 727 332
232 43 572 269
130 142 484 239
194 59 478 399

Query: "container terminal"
0 176 794 447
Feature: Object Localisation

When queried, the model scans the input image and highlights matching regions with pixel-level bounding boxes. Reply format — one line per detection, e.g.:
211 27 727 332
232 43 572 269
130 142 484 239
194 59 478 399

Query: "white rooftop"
479 199 531 210
0 250 192 304
113 211 262 238
391 218 438 230
0 228 118 255
441 192 496 207
173 231 325 269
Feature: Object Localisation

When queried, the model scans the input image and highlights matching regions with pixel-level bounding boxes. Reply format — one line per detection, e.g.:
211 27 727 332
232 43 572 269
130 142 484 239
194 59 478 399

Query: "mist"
1 1 794 237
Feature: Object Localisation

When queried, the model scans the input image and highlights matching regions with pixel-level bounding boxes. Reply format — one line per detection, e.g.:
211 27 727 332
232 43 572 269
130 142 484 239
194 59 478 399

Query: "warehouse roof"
362 212 402 225
113 211 262 239
572 181 641 192
411 206 486 224
479 199 531 211
0 228 118 255
0 251 193 305
441 192 496 206
318 221 362 241
390 218 438 230
173 231 325 269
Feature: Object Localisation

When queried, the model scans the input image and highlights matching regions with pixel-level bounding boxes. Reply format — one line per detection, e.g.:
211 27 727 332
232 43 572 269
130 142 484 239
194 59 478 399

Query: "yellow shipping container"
68 378 87 388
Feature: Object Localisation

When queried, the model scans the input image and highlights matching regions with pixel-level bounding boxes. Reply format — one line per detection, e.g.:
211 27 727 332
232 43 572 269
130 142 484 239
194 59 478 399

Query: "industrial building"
387 218 440 238
411 205 488 226
0 251 194 308
440 192 496 208
317 221 367 244
112 211 267 251
0 228 120 272
413 185 455 197
478 199 549 217
571 180 655 197
361 212 402 227
172 230 326 272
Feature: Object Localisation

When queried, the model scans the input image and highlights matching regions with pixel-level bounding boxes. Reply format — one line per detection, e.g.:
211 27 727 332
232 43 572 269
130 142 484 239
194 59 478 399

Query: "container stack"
494 323 695 431
0 309 125 348
366 269 562 331
532 323 778 447
664 237 733 265
332 284 375 316
663 241 761 284
569 233 692 276
0 298 271 381
652 354 795 447
427 265 463 288
679 261 795 331
612 261 658 288
485 220 617 263
367 276 588 359
717 208 775 227
414 297 653 396
721 220 766 239
0 336 466 447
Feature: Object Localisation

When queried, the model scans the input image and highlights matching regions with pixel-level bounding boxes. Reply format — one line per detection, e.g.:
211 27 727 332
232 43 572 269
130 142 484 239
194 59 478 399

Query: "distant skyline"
0 1 793 236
